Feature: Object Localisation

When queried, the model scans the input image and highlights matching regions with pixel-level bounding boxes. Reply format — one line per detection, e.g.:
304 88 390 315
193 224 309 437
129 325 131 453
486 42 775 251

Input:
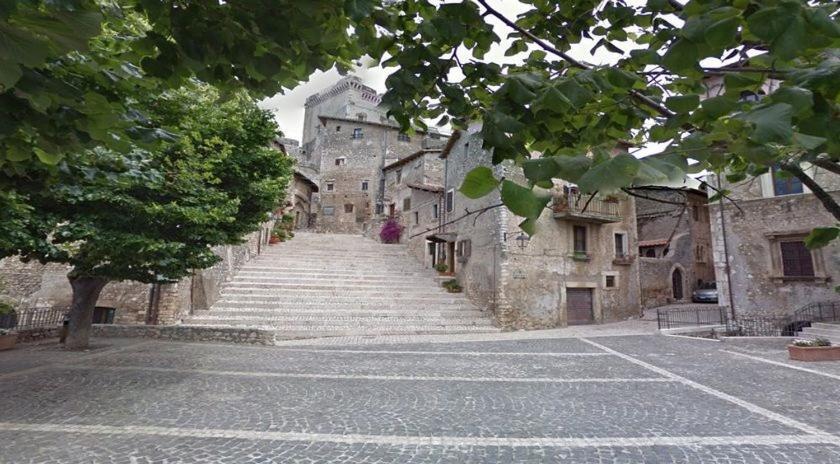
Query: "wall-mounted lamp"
503 231 531 250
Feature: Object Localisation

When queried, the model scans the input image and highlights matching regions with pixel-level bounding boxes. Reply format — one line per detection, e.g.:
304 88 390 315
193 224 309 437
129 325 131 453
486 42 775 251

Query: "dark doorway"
672 268 684 300
566 288 594 325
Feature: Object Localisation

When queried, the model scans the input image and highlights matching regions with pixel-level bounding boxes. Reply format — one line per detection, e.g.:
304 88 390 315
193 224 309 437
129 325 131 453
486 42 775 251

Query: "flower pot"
446 287 463 293
0 333 16 351
788 344 840 362
269 236 281 244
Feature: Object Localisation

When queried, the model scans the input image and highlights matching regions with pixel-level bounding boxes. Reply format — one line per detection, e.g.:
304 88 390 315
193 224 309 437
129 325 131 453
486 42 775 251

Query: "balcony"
552 194 622 224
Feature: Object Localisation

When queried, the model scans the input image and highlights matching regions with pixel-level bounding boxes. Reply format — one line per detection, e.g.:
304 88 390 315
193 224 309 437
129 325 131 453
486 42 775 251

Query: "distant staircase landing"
182 232 499 341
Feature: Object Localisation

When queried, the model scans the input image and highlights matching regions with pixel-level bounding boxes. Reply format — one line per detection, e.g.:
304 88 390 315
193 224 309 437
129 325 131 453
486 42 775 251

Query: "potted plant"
788 337 840 362
379 218 403 244
0 328 16 351
442 279 463 293
434 263 449 275
572 251 590 261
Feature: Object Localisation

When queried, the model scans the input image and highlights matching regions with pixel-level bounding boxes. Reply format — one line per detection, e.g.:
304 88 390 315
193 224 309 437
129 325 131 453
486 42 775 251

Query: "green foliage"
375 0 840 237
805 226 840 249
459 166 499 199
2 84 293 283
442 279 462 292
792 337 832 347
434 263 448 273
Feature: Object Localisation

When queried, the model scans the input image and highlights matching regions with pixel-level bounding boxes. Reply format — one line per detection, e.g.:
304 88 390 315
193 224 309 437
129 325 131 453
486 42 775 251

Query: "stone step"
223 282 442 291
234 269 432 278
799 326 840 342
229 276 438 285
218 290 462 300
811 322 840 331
210 301 477 310
180 324 501 338
240 265 427 273
200 308 486 317
186 315 494 326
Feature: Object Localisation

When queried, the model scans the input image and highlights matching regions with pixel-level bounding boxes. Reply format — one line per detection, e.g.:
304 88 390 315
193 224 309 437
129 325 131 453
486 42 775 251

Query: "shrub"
792 338 832 347
434 263 448 273
379 218 403 244
442 279 462 293
0 301 14 315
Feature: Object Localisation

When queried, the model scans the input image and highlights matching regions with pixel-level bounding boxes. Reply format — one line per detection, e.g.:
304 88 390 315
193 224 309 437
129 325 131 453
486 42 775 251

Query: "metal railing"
657 301 840 336
552 194 621 218
656 305 727 330
0 307 69 331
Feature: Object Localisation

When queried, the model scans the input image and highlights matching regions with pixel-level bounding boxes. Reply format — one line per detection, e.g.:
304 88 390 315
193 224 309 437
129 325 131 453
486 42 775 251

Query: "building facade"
708 167 840 316
410 127 641 329
300 76 446 234
635 184 715 308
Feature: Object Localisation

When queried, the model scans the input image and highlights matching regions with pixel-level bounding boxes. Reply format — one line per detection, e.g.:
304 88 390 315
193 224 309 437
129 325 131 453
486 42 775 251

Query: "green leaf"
519 217 537 236
459 166 499 199
0 59 21 90
33 147 61 165
662 39 699 73
700 95 737 118
665 95 700 114
771 87 813 113
500 180 550 219
605 68 639 89
746 5 806 60
554 156 592 183
556 79 593 108
576 154 640 193
739 103 794 144
523 158 560 184
804 227 839 249
705 17 740 49
792 132 826 150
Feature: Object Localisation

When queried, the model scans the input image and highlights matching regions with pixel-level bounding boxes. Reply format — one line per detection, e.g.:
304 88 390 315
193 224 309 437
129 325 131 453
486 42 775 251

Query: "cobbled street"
1 333 839 463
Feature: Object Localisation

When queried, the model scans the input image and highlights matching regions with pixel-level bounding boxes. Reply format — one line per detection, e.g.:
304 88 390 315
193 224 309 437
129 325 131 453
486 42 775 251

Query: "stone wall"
708 169 840 316
0 223 274 326
92 324 275 345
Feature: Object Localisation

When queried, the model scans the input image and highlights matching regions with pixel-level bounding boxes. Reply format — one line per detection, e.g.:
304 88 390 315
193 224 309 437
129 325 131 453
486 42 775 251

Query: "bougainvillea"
379 218 404 244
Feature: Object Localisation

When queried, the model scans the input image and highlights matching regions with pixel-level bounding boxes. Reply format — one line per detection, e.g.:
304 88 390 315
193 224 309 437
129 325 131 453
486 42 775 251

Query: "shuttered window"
573 226 587 253
780 241 814 277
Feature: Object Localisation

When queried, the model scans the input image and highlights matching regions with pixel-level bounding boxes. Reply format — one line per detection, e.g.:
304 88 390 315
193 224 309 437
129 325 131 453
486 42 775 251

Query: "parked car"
692 282 719 303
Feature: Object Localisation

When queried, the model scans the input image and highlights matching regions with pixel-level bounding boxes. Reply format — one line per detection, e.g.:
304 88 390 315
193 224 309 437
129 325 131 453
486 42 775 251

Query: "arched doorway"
672 268 684 300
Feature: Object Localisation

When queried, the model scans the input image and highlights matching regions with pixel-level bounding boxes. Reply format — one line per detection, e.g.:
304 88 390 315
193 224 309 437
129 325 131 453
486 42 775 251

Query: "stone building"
414 126 641 329
635 181 715 308
273 137 319 229
0 225 274 325
379 148 445 258
707 167 840 316
300 76 446 234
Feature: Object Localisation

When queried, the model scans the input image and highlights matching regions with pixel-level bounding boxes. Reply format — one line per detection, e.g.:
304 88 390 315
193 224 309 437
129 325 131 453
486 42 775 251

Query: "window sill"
571 254 591 262
770 275 830 283
613 256 634 266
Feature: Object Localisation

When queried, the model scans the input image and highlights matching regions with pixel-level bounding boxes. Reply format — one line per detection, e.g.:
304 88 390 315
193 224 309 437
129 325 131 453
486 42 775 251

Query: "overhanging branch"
780 163 840 222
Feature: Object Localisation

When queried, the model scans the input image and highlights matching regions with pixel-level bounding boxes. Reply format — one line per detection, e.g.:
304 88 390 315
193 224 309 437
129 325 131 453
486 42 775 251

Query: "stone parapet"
91 324 275 345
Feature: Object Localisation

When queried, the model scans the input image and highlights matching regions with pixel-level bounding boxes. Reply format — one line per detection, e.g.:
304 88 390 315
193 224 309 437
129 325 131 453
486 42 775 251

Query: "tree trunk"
65 276 109 350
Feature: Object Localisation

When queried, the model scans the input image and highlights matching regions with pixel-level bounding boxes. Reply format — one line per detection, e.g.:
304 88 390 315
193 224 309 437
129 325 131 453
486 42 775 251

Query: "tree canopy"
372 0 840 239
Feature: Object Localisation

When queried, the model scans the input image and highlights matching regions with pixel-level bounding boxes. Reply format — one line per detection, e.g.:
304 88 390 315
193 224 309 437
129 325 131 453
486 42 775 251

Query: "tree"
3 84 292 349
373 0 840 240
0 0 382 170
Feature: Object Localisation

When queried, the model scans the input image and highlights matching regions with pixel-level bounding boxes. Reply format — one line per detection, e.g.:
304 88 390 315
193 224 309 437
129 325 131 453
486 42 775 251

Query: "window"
432 203 439 219
446 189 454 212
352 128 364 139
573 225 587 253
323 206 335 216
605 275 616 288
398 133 411 142
357 113 367 121
772 166 804 196
396 169 402 184
335 157 346 166
692 205 699 221
336 125 341 132
642 247 657 258
780 241 815 277
403 197 411 211
361 180 369 191
92 307 116 324
457 239 471 262
375 203 384 215
414 211 419 224
614 233 627 258
326 182 334 192
344 204 354 214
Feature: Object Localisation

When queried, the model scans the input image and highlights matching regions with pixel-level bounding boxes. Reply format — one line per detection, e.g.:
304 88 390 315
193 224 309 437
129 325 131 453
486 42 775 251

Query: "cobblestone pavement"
1 333 839 463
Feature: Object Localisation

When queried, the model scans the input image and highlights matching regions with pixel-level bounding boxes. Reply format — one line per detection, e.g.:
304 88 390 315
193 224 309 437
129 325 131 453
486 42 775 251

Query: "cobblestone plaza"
1 333 839 463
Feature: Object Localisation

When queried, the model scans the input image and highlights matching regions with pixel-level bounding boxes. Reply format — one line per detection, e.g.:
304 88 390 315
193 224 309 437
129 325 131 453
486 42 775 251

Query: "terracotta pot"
269 236 281 244
0 333 16 351
788 344 840 362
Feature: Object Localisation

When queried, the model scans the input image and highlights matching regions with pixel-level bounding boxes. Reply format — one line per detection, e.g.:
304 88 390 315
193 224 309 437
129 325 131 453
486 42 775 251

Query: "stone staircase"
182 232 499 340
797 322 840 345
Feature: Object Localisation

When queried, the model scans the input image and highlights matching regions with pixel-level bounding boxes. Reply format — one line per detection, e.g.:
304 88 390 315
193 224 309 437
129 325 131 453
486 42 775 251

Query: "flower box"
0 332 16 351
788 344 840 362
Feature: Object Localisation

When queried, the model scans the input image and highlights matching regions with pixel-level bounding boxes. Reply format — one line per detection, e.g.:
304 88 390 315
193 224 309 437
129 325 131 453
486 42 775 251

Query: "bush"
792 338 831 347
379 218 403 244
442 279 462 293
434 263 448 273
0 301 14 315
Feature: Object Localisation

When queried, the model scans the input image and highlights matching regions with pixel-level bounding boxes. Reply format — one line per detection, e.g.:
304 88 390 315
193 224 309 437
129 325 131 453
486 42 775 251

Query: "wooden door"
672 268 683 300
566 288 594 325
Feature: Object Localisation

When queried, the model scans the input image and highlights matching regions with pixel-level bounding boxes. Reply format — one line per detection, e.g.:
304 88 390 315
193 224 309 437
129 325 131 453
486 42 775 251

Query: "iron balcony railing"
0 307 69 331
552 194 622 223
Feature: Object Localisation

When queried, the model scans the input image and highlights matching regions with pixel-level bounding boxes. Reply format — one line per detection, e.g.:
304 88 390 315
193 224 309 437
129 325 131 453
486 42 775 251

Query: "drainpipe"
716 174 736 320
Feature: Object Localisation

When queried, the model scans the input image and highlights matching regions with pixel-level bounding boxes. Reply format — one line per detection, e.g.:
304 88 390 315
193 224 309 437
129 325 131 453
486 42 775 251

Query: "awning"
427 232 457 243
